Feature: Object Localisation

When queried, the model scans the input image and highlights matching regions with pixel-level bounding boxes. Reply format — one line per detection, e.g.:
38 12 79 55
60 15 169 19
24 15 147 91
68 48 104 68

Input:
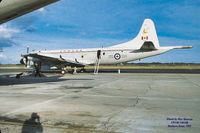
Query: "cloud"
0 25 21 49
0 38 17 48
0 25 20 38
0 54 6 59
8 14 39 32
25 26 38 33
0 53 8 64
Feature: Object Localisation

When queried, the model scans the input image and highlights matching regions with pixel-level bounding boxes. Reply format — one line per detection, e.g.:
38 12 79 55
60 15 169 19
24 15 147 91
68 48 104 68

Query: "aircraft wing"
22 53 86 67
0 0 60 24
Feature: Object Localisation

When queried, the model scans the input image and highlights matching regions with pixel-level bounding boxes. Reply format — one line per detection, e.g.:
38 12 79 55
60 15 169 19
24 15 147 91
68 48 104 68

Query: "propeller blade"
20 58 24 65
25 57 28 67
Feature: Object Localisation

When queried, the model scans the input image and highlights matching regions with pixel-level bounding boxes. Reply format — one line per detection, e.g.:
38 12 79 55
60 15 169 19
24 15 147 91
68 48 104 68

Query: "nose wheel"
61 68 67 75
61 70 65 75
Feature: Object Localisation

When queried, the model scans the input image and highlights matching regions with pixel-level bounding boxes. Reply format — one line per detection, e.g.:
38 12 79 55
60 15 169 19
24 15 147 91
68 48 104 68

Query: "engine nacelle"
20 56 60 70
20 56 40 68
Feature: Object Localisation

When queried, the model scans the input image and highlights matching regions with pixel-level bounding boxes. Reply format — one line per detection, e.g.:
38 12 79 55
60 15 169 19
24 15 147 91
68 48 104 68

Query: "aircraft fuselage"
35 47 171 65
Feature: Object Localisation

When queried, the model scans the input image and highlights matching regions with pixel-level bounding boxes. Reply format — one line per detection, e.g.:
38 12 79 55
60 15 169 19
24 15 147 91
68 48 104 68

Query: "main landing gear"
61 67 86 75
80 67 86 73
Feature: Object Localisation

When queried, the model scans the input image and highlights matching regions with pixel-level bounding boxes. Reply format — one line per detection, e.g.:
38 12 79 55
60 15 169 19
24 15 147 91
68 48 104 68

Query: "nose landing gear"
34 62 41 77
61 67 68 75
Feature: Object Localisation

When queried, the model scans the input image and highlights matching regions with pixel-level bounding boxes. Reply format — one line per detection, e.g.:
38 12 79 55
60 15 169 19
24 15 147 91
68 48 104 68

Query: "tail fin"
136 19 160 49
112 19 160 49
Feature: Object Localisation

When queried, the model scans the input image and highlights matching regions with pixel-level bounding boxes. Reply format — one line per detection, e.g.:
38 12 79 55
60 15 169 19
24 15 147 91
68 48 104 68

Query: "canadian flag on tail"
141 36 148 40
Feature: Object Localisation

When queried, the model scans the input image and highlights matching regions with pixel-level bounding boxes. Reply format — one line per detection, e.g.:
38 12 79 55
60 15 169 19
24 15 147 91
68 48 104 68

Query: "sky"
0 0 200 64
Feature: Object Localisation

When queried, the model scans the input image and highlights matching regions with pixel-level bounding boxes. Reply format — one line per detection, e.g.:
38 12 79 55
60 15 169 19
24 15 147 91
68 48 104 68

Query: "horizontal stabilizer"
171 46 193 49
162 46 193 50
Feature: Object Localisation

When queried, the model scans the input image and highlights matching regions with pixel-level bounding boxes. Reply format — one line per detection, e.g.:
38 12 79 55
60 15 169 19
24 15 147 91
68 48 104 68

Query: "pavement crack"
102 110 122 131
133 96 140 107
180 75 200 88
103 115 114 131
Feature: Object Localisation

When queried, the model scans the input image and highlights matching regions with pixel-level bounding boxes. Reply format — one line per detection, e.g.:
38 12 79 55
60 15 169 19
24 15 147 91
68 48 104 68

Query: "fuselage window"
103 52 105 55
81 55 84 58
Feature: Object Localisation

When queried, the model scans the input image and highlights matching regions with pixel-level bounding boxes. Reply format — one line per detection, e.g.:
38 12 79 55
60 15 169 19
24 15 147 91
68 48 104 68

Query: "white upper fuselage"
34 46 171 65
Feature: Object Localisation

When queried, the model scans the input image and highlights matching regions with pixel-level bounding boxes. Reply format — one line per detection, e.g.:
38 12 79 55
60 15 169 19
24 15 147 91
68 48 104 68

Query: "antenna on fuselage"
27 45 29 53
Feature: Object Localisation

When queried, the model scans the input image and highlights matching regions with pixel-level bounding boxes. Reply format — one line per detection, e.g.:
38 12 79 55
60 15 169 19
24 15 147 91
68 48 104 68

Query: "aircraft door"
97 50 101 59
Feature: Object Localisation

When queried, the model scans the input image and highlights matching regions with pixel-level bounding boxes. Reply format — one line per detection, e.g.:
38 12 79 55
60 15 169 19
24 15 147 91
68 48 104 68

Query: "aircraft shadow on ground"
0 76 93 86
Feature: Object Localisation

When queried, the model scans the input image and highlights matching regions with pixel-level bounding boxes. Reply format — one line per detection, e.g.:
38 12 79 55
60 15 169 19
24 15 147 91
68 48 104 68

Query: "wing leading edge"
22 53 86 67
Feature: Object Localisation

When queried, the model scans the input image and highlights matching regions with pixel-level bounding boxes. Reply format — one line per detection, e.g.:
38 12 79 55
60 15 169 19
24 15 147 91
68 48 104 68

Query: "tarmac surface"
0 68 200 74
0 69 200 133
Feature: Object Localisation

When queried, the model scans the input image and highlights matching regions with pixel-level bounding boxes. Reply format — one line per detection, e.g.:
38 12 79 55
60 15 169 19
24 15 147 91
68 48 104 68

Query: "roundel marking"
114 53 121 60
